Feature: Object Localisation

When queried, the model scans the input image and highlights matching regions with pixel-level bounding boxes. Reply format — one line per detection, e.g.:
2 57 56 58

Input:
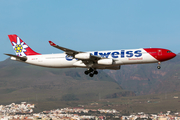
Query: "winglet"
49 41 56 46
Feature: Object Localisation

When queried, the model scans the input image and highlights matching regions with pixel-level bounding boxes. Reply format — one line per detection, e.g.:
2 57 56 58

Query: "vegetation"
61 94 79 101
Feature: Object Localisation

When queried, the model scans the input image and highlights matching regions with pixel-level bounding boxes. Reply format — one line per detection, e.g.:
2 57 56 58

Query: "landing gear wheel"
89 68 93 72
84 68 98 77
84 70 89 75
157 62 161 69
89 73 94 77
94 71 98 75
157 66 161 69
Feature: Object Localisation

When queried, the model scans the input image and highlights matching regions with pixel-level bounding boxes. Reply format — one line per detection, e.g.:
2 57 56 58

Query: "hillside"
1 52 180 105
106 53 180 95
0 58 134 104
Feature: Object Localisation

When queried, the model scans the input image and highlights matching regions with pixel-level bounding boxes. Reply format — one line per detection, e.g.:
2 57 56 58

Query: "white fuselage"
12 48 157 69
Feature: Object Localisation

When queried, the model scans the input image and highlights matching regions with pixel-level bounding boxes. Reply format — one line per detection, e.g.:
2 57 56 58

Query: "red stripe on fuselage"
143 48 176 62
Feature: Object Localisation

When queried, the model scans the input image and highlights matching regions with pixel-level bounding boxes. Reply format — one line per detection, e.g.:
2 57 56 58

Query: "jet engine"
97 59 113 65
75 53 91 60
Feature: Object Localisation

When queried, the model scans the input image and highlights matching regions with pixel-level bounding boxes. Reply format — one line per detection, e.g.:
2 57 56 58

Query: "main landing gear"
157 62 161 69
84 68 98 77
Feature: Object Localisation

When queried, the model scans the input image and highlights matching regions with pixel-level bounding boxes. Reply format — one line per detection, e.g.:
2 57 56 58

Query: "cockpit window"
167 51 172 53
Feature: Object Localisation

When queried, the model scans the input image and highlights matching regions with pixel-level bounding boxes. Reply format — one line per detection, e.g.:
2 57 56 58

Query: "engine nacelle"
97 59 113 65
75 53 91 60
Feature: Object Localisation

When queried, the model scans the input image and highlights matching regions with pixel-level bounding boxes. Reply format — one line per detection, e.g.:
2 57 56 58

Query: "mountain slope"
2 53 180 101
0 58 134 104
106 54 180 95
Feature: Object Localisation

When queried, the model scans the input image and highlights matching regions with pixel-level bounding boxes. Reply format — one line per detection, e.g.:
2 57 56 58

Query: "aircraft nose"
158 50 176 61
171 52 176 58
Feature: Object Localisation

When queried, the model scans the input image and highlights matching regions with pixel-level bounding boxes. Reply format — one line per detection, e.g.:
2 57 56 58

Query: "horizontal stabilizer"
4 53 27 61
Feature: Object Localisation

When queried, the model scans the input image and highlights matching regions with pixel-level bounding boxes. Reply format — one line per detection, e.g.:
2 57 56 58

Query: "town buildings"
1 102 180 120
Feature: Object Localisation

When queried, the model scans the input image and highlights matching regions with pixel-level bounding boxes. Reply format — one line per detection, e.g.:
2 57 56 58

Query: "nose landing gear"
84 68 98 77
157 62 161 69
157 66 161 69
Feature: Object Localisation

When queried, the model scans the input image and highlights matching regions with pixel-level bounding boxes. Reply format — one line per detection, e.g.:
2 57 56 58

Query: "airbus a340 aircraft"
5 34 176 77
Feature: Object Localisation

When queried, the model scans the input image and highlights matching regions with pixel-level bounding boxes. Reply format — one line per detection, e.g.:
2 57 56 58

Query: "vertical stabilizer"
8 34 41 56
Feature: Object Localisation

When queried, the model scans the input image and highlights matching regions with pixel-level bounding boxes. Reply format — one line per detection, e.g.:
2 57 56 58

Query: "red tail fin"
8 34 41 56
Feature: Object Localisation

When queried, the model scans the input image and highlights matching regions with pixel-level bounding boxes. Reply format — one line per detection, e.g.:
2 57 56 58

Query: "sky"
0 0 180 61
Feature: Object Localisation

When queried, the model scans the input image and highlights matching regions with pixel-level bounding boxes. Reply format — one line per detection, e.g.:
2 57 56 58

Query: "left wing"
49 41 82 56
49 41 103 61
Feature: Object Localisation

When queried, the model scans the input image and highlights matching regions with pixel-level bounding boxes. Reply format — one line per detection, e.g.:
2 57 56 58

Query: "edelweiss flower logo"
12 37 28 56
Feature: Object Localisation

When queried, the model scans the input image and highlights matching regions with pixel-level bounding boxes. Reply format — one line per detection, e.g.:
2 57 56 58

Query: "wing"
4 53 27 61
49 41 82 55
49 41 103 61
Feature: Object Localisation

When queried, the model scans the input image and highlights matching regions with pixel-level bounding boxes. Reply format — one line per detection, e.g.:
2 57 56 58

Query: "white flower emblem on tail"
12 37 28 56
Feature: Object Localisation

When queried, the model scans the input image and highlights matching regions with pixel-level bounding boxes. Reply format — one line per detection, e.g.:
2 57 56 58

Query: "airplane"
5 34 176 77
